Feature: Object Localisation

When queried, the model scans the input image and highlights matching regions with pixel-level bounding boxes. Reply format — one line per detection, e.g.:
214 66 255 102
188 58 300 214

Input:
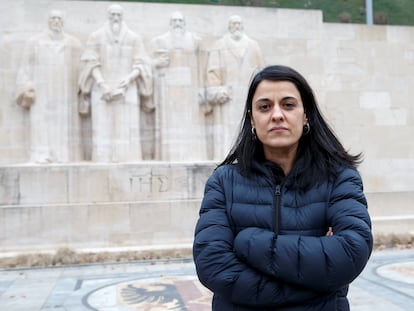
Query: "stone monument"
2 0 412 257
15 9 83 163
206 15 265 160
149 11 207 161
78 4 153 162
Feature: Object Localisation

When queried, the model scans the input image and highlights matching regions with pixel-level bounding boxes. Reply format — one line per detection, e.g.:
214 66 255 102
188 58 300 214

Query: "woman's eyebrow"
253 97 271 104
254 95 297 104
281 95 298 101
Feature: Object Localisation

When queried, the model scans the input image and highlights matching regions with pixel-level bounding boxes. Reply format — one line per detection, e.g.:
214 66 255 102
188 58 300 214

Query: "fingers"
326 227 333 236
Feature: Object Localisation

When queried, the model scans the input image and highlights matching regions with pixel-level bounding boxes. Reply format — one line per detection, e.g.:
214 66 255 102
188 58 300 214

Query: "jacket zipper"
274 184 281 234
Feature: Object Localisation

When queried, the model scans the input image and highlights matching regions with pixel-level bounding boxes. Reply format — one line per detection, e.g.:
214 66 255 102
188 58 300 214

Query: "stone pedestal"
0 162 216 253
1 0 414 256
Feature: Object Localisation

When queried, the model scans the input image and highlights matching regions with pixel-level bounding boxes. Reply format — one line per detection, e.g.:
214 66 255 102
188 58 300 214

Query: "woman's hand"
326 227 333 236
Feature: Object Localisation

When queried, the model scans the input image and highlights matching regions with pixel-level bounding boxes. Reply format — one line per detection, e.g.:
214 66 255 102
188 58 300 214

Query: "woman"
193 65 373 310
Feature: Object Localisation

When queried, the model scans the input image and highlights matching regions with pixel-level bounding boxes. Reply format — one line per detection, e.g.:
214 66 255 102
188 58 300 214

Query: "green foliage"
121 0 414 25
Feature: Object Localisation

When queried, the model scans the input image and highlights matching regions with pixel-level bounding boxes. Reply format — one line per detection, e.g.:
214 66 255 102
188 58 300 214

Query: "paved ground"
0 248 413 310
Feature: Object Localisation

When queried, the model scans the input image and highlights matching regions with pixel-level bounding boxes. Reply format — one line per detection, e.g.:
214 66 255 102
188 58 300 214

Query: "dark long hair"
219 65 362 188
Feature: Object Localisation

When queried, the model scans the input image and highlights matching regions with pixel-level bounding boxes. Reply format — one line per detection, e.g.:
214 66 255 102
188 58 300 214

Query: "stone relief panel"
205 15 265 160
15 9 83 163
0 163 217 206
149 11 208 161
78 4 153 163
10 3 267 164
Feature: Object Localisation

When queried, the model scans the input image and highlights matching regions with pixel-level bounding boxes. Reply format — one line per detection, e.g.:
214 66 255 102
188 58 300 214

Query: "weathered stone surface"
0 0 413 253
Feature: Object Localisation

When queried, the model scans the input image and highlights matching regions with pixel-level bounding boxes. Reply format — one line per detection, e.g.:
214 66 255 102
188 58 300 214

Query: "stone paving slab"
0 249 413 310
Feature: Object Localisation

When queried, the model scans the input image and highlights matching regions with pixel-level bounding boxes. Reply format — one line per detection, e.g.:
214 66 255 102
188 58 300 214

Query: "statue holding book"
78 4 153 162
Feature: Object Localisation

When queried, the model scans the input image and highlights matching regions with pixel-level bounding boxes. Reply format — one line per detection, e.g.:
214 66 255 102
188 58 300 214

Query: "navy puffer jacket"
193 161 373 310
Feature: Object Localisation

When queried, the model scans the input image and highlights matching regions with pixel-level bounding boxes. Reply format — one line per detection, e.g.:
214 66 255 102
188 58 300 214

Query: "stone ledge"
0 161 216 205
0 244 194 269
0 232 413 269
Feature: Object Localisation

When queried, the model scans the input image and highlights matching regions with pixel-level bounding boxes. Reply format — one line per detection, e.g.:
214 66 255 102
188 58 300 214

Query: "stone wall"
0 162 215 253
1 0 414 254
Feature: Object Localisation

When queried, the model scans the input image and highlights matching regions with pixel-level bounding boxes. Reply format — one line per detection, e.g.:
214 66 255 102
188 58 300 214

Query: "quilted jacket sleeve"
233 168 373 292
193 167 322 307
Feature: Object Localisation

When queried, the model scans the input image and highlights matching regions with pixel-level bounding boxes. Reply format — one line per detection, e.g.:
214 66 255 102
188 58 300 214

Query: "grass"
0 233 412 269
0 247 193 269
117 0 414 26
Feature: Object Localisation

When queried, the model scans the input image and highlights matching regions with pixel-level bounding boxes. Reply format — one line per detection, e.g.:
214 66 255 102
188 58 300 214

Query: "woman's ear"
249 110 255 127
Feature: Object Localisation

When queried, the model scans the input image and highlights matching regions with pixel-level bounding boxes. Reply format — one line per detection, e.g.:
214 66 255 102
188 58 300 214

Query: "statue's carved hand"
206 86 231 107
118 77 130 90
118 68 140 89
155 55 169 68
24 89 36 100
98 82 112 101
216 90 230 105
17 88 36 108
154 50 169 68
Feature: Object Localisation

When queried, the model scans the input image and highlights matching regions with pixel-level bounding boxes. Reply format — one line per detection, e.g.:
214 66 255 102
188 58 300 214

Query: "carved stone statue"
149 11 207 161
206 15 265 160
15 9 83 163
78 4 153 162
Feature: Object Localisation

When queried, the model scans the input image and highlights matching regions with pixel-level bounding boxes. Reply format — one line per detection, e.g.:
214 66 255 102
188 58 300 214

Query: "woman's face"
251 80 307 159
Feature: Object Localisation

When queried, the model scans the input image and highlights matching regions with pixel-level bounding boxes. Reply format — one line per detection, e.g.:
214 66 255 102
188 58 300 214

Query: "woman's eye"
283 102 295 109
259 104 270 111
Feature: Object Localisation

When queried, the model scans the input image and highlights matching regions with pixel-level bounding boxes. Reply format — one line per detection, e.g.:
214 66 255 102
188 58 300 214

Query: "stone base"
0 162 216 254
1 162 413 256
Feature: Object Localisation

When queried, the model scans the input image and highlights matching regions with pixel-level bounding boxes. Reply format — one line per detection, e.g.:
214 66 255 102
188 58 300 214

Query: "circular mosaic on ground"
86 275 212 311
376 261 414 284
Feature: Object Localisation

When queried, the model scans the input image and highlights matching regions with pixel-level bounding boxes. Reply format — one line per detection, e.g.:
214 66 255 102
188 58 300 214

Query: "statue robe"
150 30 207 161
206 33 265 160
79 23 152 162
16 31 83 163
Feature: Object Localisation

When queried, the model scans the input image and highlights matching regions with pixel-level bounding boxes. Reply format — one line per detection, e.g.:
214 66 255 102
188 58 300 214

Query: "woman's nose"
271 105 284 121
